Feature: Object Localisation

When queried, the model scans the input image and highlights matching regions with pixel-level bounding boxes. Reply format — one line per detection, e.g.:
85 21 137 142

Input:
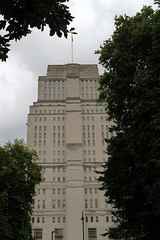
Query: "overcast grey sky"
0 0 155 146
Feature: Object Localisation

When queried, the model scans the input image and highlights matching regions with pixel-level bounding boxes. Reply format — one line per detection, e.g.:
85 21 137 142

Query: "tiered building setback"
27 64 114 240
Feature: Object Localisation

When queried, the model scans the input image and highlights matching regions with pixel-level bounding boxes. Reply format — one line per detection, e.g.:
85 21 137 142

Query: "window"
58 200 60 208
86 217 88 222
89 188 92 194
63 217 66 223
90 199 93 208
95 199 98 208
58 217 60 223
53 200 55 208
38 200 40 209
53 217 55 223
55 229 63 240
96 216 98 222
42 217 45 223
43 200 45 209
85 199 88 208
35 126 37 131
43 189 45 195
84 188 87 194
106 216 109 222
91 216 93 222
63 188 65 194
88 228 97 240
38 189 40 194
34 229 42 239
53 189 55 194
63 200 65 209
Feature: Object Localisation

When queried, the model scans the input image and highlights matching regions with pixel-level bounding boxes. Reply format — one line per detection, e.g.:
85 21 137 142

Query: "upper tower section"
37 64 99 102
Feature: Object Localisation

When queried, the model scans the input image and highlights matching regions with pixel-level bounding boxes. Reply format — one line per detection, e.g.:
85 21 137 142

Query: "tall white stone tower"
27 64 114 240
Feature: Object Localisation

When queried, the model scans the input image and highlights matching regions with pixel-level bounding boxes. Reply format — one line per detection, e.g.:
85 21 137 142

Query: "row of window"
37 158 66 163
81 80 98 85
81 86 97 92
84 176 97 182
32 215 111 224
53 199 66 209
34 125 110 133
36 188 100 195
83 150 96 155
33 200 113 210
84 188 98 194
52 177 66 182
33 228 98 240
83 132 95 138
33 199 66 209
53 167 65 172
84 167 96 173
81 93 98 99
82 116 108 121
34 108 105 115
45 80 65 86
35 109 65 114
83 157 106 162
45 86 65 93
53 133 65 138
35 117 65 122
37 157 105 164
85 199 98 208
33 216 64 224
44 93 65 100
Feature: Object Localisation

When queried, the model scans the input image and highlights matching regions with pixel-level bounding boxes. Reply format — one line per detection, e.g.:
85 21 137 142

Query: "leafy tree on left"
0 139 42 240
0 0 74 61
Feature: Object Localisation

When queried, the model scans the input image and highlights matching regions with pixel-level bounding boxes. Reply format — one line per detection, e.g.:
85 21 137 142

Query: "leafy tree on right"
96 1 160 239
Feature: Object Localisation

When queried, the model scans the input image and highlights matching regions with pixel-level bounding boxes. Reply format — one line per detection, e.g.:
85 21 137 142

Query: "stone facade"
27 64 115 240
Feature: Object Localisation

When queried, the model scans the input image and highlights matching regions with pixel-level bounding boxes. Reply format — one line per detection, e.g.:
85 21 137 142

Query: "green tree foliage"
0 139 42 240
0 0 73 61
96 1 160 239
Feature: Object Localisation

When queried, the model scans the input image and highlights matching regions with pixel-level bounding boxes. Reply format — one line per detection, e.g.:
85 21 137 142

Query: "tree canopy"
97 1 160 239
0 0 73 61
0 139 42 240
